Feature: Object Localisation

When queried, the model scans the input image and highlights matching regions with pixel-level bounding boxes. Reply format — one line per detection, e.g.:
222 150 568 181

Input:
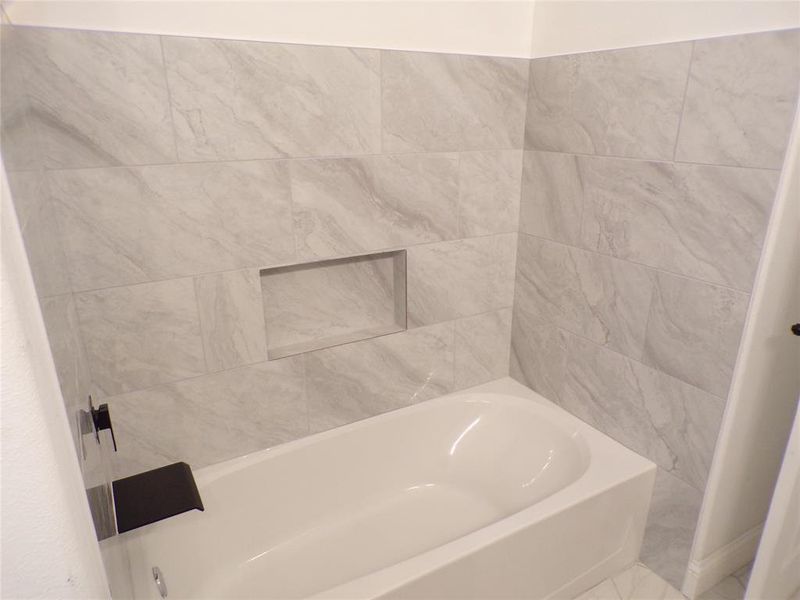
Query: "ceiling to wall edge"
3 0 799 59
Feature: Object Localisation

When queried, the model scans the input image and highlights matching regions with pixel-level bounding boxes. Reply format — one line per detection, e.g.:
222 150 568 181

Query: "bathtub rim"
192 379 594 490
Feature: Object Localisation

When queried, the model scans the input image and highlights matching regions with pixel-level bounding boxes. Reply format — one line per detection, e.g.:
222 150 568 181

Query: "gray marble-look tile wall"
1 25 523 480
3 23 798 587
513 28 800 588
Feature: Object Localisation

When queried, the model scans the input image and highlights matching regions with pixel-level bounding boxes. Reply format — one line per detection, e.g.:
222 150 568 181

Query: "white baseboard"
683 523 764 599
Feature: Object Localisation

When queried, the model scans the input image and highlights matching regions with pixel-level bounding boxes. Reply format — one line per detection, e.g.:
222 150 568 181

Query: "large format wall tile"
292 154 459 259
580 158 777 291
109 358 307 478
7 172 72 298
12 28 175 168
641 469 704 588
50 161 295 291
407 234 516 326
676 29 800 169
515 235 653 359
454 308 512 389
162 37 380 161
305 323 454 432
642 272 750 398
525 43 692 159
0 26 42 172
39 294 93 457
561 333 724 490
195 269 268 372
509 308 566 402
519 151 584 246
75 278 206 396
382 51 528 152
458 150 522 237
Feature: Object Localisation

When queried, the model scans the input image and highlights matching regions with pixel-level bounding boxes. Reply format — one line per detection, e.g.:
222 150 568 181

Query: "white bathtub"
121 378 655 599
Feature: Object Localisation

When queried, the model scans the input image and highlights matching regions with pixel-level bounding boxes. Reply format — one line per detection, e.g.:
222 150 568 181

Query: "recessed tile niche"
260 250 407 359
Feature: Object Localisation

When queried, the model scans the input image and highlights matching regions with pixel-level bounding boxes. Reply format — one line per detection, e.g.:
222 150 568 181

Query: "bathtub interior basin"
120 378 655 600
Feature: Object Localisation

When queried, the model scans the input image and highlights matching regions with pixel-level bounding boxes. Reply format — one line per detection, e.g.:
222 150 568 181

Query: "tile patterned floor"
573 561 752 600
574 564 685 600
696 563 752 600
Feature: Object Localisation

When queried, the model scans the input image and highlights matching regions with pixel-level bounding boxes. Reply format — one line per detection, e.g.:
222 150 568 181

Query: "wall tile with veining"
292 154 459 259
509 308 566 402
195 269 268 372
454 308 512 389
515 234 653 359
676 29 800 169
75 278 206 397
525 43 692 159
162 36 380 161
561 333 724 490
50 161 294 291
519 151 585 246
641 468 704 589
580 157 777 291
382 51 528 152
39 294 93 458
11 27 175 168
108 358 307 478
6 171 72 298
458 150 522 237
642 272 750 398
407 234 516 327
0 26 43 171
305 323 454 433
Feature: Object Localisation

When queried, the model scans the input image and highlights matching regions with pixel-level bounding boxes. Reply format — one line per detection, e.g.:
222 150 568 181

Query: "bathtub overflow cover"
153 566 168 598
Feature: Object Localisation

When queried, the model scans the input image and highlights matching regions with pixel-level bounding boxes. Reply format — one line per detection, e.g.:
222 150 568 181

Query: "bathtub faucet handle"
89 397 117 451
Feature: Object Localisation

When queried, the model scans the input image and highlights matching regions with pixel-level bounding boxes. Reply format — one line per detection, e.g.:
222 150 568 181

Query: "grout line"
300 352 311 436
16 147 783 176
455 151 464 237
554 321 728 405
285 159 301 265
33 146 525 174
510 63 531 376
517 230 755 295
638 270 658 364
100 305 512 404
574 153 589 255
555 323 720 494
190 275 212 374
672 41 696 162
520 147 782 173
65 231 517 297
378 49 384 154
608 570 626 600
158 35 182 163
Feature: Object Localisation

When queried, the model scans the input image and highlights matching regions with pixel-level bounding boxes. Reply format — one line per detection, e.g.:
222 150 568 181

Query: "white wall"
529 0 800 57
747 401 800 600
684 105 800 597
1 0 537 57
0 162 109 599
3 0 799 58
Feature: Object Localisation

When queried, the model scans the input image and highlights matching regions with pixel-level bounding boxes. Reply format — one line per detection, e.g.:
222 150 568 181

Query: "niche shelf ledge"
260 250 407 359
